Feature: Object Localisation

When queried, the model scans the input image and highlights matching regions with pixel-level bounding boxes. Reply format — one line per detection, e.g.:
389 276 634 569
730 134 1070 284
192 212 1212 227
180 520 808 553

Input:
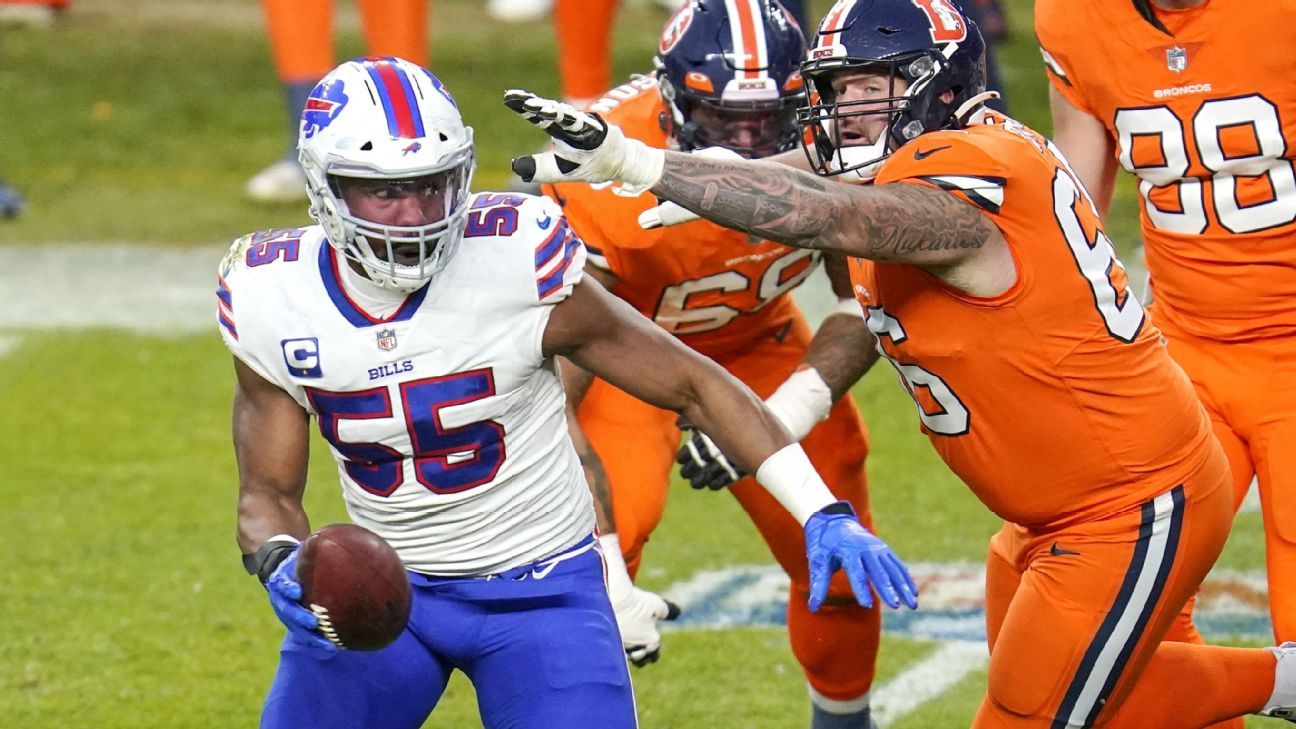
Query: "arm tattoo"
573 436 616 530
653 152 995 265
582 451 616 530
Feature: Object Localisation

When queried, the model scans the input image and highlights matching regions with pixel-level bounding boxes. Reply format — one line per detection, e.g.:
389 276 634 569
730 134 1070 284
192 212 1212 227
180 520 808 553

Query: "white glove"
638 200 701 229
504 90 665 192
638 146 743 229
599 533 681 666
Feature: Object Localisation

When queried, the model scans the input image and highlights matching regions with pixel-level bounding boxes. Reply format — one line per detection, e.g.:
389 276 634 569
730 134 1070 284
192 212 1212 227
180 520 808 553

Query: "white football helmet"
298 57 476 291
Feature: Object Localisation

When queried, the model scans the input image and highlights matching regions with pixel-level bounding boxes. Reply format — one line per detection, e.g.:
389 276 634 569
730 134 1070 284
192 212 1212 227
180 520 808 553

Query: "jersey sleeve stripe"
919 175 1007 214
216 272 234 308
534 219 570 270
1039 47 1072 85
216 273 238 339
536 233 582 300
218 311 238 339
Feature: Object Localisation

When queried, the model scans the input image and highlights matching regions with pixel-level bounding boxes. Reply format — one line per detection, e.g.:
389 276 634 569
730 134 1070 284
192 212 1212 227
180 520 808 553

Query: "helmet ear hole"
438 132 448 142
360 141 373 151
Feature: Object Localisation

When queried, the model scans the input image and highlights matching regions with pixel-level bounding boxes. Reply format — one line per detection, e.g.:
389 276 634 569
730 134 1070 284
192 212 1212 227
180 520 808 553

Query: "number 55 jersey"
216 193 595 576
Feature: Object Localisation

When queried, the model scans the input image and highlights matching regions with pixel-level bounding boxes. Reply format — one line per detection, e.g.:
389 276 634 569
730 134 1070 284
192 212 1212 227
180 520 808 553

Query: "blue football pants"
260 537 637 729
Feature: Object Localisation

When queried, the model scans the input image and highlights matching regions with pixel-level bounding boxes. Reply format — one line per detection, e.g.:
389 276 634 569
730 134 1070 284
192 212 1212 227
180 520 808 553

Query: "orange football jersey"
1037 0 1296 343
853 114 1214 528
543 77 819 358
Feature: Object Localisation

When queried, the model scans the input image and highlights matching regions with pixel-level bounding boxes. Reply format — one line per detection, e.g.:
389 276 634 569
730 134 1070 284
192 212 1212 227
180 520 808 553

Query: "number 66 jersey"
216 193 595 576
851 113 1216 530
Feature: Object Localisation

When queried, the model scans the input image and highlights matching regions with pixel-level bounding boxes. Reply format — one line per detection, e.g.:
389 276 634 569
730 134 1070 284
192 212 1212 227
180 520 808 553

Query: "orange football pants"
1156 311 1296 643
575 311 882 701
262 0 428 84
976 445 1275 728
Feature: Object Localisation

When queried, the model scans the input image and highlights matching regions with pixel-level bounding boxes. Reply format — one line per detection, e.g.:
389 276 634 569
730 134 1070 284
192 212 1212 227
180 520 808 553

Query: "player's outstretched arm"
543 277 918 611
506 90 995 269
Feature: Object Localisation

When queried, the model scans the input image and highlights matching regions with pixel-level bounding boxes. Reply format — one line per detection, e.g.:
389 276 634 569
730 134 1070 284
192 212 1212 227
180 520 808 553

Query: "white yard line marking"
0 244 224 334
873 641 988 727
0 335 19 358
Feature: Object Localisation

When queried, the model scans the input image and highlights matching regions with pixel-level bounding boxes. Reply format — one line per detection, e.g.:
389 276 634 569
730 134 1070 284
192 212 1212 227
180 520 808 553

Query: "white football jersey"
217 192 595 576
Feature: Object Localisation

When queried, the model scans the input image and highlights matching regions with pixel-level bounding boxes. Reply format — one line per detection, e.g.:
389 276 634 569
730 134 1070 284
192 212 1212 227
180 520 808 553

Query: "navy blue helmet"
798 0 986 177
654 0 808 158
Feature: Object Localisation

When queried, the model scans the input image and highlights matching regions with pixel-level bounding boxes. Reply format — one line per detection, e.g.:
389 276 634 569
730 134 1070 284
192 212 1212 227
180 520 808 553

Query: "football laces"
310 603 347 650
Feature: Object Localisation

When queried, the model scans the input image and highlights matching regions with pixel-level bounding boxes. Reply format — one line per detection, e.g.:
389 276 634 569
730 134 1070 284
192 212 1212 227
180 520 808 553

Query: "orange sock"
263 0 336 84
1101 643 1273 728
787 583 880 700
357 0 428 66
554 0 619 102
1158 596 1245 729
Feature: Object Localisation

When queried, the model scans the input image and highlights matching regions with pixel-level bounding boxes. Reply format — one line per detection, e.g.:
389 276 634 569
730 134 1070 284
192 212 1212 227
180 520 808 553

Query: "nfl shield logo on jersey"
1166 45 1188 72
376 328 398 351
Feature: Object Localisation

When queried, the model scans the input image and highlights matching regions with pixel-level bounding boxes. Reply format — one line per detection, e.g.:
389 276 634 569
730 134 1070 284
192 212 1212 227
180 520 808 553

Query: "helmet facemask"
798 0 987 180
798 53 961 180
310 147 475 292
298 57 477 293
671 93 803 159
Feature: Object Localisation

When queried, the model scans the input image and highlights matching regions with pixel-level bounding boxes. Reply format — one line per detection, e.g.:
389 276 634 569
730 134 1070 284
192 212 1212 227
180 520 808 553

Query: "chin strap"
953 91 1002 127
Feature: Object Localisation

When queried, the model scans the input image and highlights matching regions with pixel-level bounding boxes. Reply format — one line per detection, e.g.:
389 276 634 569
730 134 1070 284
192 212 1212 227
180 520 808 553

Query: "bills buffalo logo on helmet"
301 79 350 139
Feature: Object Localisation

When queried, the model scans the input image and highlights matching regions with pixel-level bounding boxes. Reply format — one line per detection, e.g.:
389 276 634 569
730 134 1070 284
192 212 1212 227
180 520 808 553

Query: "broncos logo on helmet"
654 0 808 159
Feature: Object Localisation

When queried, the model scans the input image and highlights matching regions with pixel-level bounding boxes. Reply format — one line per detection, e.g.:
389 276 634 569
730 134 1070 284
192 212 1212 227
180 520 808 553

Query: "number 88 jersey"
1036 0 1296 343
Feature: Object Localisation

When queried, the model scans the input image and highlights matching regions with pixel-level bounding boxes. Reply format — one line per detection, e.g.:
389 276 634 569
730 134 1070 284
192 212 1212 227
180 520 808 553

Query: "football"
295 523 412 651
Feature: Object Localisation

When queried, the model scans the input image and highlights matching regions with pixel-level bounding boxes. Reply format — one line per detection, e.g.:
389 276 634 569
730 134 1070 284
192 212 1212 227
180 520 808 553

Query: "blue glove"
805 502 919 612
265 548 338 652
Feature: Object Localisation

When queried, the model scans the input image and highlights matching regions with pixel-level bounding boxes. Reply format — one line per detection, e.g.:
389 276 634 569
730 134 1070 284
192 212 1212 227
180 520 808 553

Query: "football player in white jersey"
219 57 917 729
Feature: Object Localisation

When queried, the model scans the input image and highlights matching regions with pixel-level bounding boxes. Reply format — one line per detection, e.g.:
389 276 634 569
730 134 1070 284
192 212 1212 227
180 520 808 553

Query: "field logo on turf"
662 563 1273 640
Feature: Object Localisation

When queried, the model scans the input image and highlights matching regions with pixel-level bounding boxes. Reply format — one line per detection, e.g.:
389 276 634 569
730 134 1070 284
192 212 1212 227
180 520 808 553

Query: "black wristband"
242 539 299 584
818 501 856 517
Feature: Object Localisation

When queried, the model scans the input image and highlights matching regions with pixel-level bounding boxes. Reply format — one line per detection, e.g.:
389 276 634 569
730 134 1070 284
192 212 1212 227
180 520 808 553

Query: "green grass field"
0 1 1280 726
